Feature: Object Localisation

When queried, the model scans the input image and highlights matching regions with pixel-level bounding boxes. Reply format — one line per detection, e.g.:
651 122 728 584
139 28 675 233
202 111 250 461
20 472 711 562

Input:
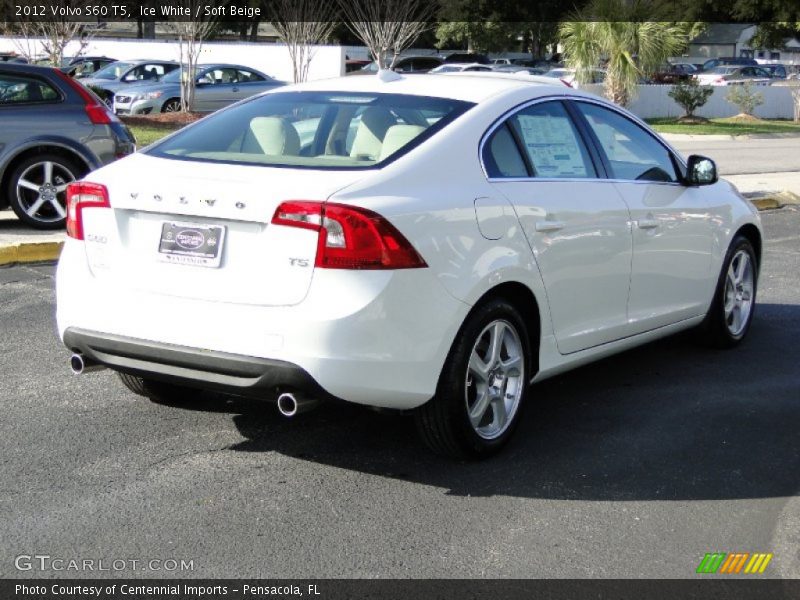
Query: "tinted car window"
0 73 60 104
484 124 527 178
238 69 264 82
148 92 473 169
576 102 678 183
506 102 596 179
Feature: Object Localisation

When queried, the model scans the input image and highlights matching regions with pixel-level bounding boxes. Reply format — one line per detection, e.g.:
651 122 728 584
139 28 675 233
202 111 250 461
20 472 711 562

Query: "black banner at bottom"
2 579 799 600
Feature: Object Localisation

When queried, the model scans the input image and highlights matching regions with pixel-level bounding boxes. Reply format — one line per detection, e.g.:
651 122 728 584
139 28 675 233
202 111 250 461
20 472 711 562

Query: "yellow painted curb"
751 197 783 210
0 241 63 266
751 191 800 211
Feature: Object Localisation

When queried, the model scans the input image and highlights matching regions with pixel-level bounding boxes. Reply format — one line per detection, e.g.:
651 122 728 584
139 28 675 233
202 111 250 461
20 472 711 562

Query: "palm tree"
560 0 690 107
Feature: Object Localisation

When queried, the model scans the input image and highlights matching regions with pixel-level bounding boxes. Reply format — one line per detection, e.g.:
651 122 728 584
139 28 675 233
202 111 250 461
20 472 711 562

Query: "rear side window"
484 101 596 179
148 91 473 170
0 73 60 104
576 102 678 182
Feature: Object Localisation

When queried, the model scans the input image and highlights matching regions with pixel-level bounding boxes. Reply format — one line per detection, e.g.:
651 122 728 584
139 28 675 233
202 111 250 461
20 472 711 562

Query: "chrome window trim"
479 93 688 183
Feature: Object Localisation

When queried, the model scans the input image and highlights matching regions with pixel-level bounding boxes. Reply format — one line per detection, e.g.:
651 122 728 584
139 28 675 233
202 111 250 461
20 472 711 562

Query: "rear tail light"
53 69 117 125
66 182 110 240
272 201 427 270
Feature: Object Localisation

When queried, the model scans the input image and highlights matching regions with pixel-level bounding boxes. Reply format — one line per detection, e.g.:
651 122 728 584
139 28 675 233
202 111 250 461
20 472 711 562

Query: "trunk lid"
81 153 365 306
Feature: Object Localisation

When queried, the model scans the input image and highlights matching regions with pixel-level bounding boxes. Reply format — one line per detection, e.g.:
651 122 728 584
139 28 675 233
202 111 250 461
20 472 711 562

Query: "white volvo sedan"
57 72 762 458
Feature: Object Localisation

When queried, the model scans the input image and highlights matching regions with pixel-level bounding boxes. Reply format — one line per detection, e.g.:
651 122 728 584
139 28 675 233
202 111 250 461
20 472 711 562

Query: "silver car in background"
113 64 284 115
80 59 180 105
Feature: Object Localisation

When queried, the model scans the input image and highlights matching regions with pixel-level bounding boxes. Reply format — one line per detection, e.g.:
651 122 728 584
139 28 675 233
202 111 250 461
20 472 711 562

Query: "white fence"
0 36 346 82
582 83 798 120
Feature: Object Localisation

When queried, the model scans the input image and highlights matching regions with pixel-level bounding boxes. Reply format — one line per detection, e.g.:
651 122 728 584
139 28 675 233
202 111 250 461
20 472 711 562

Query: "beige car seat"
349 107 396 161
249 117 301 155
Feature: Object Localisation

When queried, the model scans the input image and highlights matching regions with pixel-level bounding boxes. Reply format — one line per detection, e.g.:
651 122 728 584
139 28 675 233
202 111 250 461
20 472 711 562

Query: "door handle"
535 220 565 233
232 86 239 92
636 218 660 230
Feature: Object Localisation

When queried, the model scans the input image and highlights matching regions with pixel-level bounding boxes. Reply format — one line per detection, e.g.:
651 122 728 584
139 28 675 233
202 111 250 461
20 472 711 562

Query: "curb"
0 241 63 267
746 191 800 211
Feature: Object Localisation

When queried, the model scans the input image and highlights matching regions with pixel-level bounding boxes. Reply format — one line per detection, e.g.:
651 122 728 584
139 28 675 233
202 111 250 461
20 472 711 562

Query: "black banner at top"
1 0 800 23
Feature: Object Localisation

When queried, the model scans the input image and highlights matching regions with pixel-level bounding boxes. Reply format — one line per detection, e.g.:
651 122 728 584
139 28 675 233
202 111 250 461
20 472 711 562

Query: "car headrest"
249 117 301 156
349 107 396 160
378 124 426 161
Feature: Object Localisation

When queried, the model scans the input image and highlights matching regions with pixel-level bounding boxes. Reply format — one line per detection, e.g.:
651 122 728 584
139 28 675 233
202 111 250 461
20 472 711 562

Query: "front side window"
0 73 60 104
485 101 596 179
93 61 134 80
148 91 473 169
576 102 678 183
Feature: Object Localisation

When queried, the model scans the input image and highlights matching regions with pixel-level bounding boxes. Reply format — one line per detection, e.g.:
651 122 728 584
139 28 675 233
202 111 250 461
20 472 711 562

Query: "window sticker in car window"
515 115 589 178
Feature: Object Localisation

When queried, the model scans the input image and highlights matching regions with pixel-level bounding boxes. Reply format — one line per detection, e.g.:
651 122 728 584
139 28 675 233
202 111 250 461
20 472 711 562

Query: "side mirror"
685 155 718 186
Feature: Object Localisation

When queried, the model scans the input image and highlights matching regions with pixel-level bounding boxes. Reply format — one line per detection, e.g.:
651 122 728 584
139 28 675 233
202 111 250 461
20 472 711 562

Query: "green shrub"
726 82 765 116
667 79 713 118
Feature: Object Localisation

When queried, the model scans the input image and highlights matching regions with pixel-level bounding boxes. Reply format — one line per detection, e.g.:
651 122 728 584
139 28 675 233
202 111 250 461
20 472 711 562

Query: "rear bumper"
63 327 336 401
56 239 470 410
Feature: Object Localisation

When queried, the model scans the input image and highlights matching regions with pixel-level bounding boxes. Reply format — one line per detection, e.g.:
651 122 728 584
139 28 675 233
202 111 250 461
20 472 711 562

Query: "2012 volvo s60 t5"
57 71 762 458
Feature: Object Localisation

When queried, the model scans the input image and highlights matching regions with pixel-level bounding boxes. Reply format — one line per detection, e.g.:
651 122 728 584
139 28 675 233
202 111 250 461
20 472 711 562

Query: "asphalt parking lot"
1 207 798 579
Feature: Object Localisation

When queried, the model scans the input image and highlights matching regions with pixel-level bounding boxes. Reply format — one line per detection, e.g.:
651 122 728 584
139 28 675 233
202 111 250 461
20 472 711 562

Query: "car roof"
113 59 180 65
195 63 264 72
0 62 63 75
289 72 577 103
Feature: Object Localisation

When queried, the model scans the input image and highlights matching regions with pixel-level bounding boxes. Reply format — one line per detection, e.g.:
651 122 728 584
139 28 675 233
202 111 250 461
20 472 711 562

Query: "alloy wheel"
465 319 525 440
723 249 755 337
15 160 75 224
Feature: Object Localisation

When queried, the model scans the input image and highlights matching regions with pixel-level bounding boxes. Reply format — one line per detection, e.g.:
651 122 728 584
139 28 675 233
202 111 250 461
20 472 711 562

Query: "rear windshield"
146 91 473 169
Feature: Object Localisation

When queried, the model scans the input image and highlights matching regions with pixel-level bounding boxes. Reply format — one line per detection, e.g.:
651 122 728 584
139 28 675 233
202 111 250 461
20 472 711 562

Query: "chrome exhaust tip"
70 353 105 375
277 392 319 417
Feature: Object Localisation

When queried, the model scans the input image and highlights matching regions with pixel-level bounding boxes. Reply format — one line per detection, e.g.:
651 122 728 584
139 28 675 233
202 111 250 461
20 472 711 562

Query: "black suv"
700 57 758 72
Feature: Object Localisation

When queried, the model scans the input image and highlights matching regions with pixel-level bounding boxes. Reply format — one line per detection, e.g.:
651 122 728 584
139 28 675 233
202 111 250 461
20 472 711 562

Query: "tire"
161 98 181 113
415 299 532 459
117 372 194 403
699 235 758 348
7 153 83 229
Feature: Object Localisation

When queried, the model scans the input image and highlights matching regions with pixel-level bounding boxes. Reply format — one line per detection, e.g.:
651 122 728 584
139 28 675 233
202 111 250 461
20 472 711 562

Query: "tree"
559 0 688 106
166 0 224 112
726 82 764 118
270 0 338 83
338 0 436 68
1 0 95 67
668 79 713 119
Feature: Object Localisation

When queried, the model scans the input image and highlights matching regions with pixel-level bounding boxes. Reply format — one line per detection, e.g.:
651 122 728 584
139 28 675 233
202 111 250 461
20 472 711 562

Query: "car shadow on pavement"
167 302 800 502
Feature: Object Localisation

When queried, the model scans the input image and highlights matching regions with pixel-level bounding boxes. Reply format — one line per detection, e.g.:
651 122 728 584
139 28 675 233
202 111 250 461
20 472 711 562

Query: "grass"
128 125 180 147
646 117 800 136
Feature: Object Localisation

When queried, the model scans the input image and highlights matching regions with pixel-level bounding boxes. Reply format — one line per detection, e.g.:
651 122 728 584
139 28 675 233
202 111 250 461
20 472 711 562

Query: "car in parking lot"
699 57 758 71
760 64 788 79
113 63 284 115
57 73 762 458
648 62 697 84
62 56 117 79
430 63 492 73
80 59 180 105
349 56 444 76
695 65 773 86
0 62 134 229
542 67 606 86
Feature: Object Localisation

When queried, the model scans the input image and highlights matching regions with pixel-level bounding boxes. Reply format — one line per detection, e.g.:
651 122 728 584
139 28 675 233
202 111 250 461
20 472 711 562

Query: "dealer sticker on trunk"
158 222 226 268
